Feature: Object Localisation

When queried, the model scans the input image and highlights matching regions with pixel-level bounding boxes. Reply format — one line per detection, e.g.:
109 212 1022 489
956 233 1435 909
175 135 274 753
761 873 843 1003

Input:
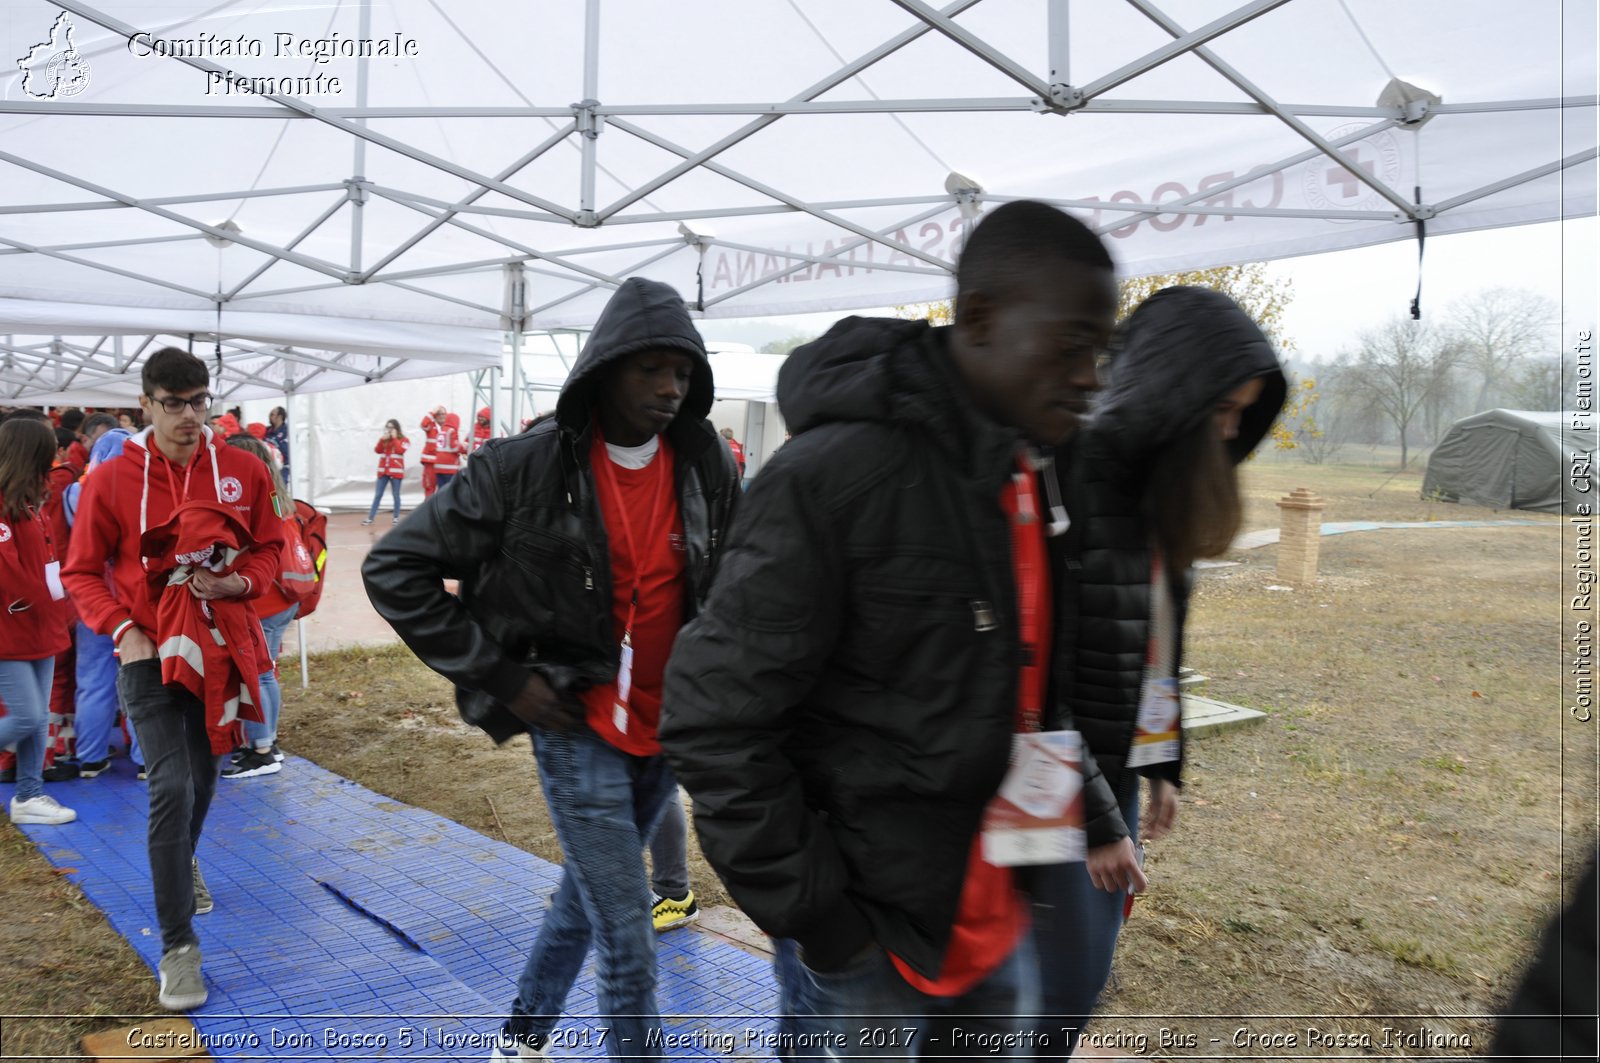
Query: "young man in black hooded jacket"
362 278 739 1062
660 202 1145 1058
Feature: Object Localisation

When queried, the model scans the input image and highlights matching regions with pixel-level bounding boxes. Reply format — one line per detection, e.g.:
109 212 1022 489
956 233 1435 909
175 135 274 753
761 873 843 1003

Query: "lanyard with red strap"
597 436 671 727
1008 451 1047 734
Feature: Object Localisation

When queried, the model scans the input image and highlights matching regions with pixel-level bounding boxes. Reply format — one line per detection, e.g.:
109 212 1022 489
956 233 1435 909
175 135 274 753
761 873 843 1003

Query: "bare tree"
1448 287 1557 411
1350 317 1462 469
1504 355 1564 410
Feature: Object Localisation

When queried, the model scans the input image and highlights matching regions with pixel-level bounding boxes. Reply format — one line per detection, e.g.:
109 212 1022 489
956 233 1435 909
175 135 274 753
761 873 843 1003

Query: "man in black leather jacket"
660 202 1145 1059
362 277 738 1062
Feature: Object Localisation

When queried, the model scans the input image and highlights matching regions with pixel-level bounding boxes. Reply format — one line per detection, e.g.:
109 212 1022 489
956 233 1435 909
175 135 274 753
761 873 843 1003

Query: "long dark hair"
1143 419 1243 572
0 419 58 521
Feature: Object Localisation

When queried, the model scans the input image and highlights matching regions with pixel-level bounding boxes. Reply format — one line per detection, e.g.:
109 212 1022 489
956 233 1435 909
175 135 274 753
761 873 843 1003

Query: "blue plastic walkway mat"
3 756 782 1061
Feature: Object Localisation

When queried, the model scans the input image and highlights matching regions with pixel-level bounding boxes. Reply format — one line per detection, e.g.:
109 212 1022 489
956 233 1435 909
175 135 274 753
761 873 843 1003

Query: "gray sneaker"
157 944 207 1011
191 858 212 915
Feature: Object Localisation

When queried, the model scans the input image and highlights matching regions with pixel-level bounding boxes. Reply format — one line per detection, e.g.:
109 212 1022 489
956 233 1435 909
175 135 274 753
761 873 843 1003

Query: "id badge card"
43 560 66 601
1124 676 1181 768
612 636 634 734
980 729 1086 866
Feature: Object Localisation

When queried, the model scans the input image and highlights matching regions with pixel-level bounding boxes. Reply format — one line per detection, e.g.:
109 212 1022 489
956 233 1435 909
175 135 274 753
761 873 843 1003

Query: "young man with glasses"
63 347 283 1012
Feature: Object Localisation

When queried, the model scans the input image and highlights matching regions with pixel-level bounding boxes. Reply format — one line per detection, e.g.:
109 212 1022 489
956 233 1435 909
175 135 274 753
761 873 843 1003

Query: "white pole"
284 381 312 689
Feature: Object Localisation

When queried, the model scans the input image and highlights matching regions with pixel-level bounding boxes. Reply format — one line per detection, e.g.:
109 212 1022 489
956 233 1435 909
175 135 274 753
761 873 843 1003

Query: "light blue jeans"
244 604 298 749
508 723 677 1061
0 657 55 802
366 476 401 521
1031 782 1143 1059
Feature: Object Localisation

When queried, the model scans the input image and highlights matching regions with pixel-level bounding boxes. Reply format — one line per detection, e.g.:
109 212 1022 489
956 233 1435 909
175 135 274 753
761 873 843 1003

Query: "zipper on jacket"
583 566 594 591
971 600 997 632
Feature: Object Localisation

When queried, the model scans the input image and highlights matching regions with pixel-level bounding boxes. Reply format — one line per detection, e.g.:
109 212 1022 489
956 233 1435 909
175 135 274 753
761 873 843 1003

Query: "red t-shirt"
578 435 686 756
892 454 1048 996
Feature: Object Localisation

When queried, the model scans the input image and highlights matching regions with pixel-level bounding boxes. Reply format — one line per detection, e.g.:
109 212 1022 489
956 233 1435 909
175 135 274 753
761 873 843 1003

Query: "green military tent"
1422 409 1590 514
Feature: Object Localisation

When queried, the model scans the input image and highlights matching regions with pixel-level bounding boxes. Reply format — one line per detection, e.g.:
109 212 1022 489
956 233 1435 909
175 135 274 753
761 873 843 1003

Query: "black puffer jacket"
660 317 1128 979
1066 286 1287 799
361 278 740 743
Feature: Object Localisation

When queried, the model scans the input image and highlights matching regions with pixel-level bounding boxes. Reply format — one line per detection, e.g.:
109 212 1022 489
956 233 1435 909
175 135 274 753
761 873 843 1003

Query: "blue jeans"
434 471 455 492
509 724 676 1061
647 784 689 899
116 658 222 952
785 933 1040 1061
1031 783 1142 1060
366 476 401 520
0 657 55 802
73 622 133 764
244 604 298 749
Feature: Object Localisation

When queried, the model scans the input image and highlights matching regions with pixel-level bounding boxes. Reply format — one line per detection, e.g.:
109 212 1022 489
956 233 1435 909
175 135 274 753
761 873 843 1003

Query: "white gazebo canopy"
1 0 1594 403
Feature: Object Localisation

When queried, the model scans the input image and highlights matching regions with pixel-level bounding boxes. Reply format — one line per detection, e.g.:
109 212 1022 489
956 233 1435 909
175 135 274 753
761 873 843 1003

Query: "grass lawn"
1 458 1583 1059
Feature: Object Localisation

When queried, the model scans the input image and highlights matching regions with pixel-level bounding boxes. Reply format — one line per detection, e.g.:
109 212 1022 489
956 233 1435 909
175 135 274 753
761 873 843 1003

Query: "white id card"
44 560 66 601
612 636 634 734
980 729 1086 866
617 637 634 704
1124 676 1181 768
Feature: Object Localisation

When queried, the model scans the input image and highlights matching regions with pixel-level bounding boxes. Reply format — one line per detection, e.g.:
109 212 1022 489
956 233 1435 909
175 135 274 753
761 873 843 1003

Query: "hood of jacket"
778 315 1024 479
556 278 713 433
560 280 716 438
1093 285 1287 466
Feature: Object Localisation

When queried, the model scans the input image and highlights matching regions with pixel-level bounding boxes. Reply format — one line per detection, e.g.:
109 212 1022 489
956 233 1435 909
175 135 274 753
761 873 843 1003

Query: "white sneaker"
489 1025 550 1060
10 794 76 825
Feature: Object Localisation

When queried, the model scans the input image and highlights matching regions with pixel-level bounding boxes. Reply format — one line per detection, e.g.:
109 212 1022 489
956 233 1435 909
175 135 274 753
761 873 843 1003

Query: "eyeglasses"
147 392 214 414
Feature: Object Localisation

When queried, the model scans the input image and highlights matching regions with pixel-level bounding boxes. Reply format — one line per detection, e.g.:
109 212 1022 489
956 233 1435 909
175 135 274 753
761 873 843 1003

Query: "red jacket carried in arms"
139 500 269 753
376 436 408 479
62 426 283 643
0 496 71 661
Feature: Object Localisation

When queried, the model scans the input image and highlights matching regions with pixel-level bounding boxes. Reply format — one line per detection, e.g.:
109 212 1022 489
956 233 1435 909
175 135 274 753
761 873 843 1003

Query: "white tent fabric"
0 0 1592 401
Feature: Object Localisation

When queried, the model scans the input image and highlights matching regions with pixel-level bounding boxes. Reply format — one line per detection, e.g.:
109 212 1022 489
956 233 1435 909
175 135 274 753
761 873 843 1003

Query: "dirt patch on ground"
0 827 153 1058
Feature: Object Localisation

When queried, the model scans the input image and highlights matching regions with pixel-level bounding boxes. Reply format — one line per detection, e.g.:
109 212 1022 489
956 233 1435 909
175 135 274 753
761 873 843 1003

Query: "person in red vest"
362 419 409 526
432 411 465 490
63 347 283 1013
472 407 493 452
719 426 746 479
418 407 443 498
0 416 77 826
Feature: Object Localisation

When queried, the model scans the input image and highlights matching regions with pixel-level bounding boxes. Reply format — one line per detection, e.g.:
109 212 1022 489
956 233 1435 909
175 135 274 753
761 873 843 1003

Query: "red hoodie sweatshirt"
0 496 71 661
63 426 283 643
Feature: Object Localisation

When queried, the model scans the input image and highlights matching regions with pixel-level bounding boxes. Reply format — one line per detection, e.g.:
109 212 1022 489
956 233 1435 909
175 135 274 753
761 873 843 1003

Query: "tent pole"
1048 0 1070 88
505 263 526 432
489 363 502 438
282 380 312 689
349 0 372 271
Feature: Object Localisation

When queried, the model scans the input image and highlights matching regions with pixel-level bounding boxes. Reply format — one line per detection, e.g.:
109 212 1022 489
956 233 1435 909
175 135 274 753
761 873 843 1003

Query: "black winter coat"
659 317 1129 979
1065 286 1287 800
361 278 740 743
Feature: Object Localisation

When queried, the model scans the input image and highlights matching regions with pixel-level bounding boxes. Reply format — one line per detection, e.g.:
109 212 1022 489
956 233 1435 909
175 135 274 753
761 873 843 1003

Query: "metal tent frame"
1 0 1591 406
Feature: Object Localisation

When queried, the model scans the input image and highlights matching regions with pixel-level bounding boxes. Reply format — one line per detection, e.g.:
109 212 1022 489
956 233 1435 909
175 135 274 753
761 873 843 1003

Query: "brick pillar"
1276 487 1326 585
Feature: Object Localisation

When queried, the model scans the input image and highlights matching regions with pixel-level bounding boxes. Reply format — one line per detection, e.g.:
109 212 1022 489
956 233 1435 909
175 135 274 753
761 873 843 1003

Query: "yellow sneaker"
650 890 700 932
